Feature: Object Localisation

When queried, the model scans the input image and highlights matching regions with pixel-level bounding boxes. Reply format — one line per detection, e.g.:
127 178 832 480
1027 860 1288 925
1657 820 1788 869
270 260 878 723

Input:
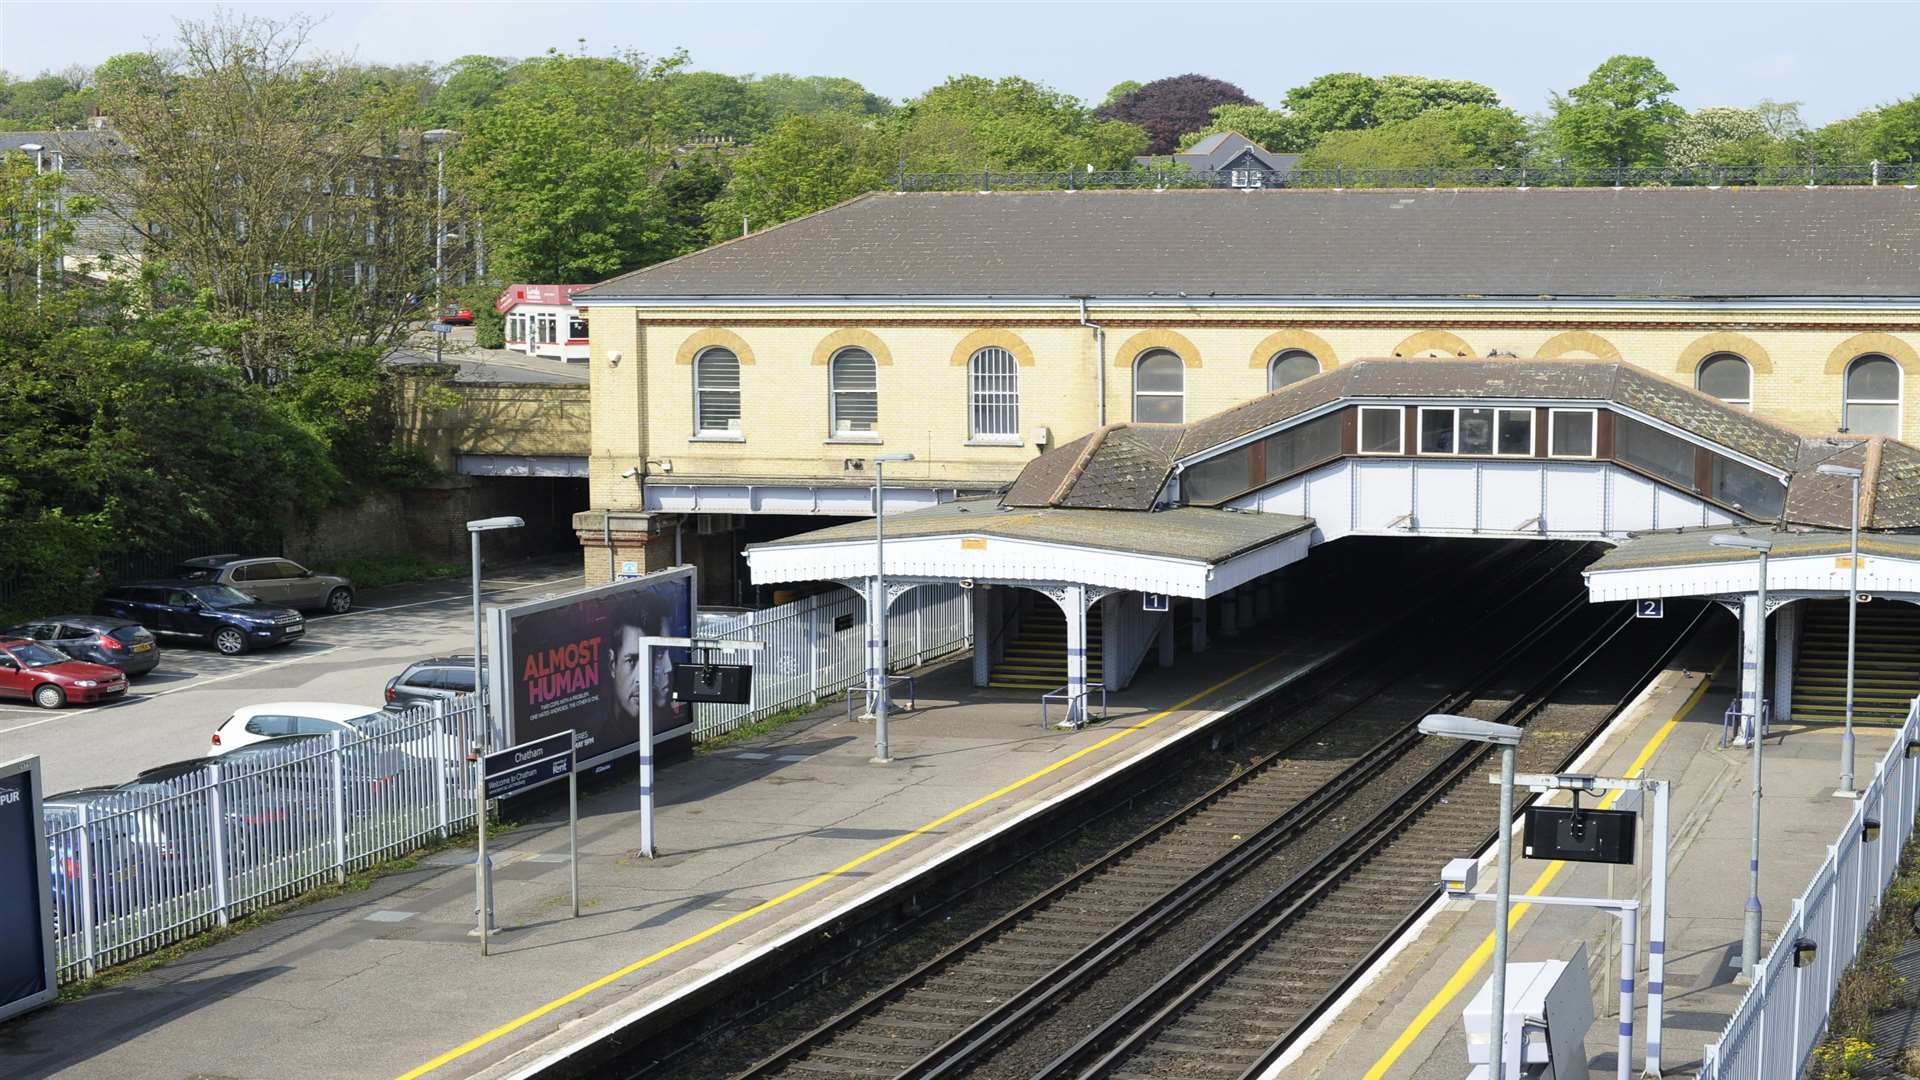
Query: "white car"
210 702 401 754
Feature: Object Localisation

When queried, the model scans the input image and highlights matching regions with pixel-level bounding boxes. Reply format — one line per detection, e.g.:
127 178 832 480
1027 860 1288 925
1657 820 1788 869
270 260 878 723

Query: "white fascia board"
1585 552 1920 601
746 533 1227 597
578 294 1920 314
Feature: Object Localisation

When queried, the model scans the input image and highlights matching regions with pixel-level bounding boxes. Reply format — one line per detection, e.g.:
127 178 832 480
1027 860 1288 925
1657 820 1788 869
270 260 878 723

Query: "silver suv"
176 556 355 614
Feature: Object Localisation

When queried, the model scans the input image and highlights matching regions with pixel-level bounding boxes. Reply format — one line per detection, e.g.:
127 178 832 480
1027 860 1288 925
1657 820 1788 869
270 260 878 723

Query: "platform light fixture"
1421 714 1523 1080
1711 531 1772 982
868 454 914 763
1817 462 1865 796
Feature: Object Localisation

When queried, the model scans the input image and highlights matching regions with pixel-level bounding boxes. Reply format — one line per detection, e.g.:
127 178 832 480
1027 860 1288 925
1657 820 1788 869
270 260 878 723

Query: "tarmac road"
0 557 585 794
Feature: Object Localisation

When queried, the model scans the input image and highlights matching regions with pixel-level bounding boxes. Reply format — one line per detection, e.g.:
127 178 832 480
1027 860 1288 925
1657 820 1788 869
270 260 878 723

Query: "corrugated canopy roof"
580 188 1920 302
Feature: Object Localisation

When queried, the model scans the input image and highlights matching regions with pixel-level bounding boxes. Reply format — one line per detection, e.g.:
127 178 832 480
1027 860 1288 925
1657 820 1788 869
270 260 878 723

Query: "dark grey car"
2 615 160 676
177 556 354 614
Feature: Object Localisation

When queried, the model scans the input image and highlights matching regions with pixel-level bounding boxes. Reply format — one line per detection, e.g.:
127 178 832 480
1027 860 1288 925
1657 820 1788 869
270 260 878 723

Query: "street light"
1421 714 1524 1080
18 143 42 301
1712 531 1773 981
465 514 522 952
1818 463 1864 796
869 453 914 764
423 129 456 316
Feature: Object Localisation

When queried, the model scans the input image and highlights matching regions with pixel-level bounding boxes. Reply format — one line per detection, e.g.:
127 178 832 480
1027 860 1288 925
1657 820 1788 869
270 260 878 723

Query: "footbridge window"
1267 349 1320 391
968 346 1020 440
830 347 879 435
1614 418 1696 488
1844 354 1902 437
1133 349 1185 423
1548 409 1597 458
1182 411 1344 504
1417 406 1533 456
1358 406 1403 454
1711 457 1786 518
1697 352 1753 408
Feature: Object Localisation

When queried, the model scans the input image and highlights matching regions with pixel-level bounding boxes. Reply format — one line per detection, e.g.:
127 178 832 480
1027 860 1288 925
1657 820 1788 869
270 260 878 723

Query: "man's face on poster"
612 621 645 721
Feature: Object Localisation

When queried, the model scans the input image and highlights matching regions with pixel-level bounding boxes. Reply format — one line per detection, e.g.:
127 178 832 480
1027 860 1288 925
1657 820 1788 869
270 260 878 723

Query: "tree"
668 70 771 141
897 75 1145 170
1299 105 1529 172
1547 55 1684 168
1870 96 1920 162
0 147 80 296
1665 106 1777 166
702 111 893 243
1101 80 1142 107
1179 104 1311 153
0 68 95 129
453 49 686 281
751 73 890 120
422 55 516 128
1373 75 1502 125
1283 73 1503 139
1094 74 1254 154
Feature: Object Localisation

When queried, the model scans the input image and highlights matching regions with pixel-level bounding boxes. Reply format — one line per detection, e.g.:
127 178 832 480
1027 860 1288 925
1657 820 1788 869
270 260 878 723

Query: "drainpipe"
1077 297 1106 427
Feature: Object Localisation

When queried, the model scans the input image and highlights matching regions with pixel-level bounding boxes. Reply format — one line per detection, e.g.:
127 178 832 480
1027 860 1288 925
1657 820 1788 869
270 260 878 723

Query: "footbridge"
749 357 1920 724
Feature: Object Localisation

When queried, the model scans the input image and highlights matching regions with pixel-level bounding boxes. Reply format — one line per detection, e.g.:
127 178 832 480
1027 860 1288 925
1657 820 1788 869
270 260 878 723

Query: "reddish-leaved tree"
1095 74 1257 155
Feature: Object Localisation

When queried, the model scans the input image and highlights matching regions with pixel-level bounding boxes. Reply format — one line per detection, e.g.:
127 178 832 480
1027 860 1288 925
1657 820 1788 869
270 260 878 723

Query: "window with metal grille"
1845 354 1902 437
1697 352 1752 407
968 347 1019 439
694 347 742 435
1133 349 1185 423
830 348 879 434
1267 349 1320 391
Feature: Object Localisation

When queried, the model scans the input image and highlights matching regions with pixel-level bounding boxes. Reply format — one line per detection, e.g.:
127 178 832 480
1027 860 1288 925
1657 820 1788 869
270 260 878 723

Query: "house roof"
1002 357 1919 532
752 495 1314 563
577 188 1920 304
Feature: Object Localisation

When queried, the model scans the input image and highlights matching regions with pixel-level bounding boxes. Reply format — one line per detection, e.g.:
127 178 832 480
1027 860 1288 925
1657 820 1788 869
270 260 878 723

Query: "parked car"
2 615 160 677
211 701 405 754
383 655 481 712
45 787 182 932
0 638 129 708
198 735 418 821
439 306 474 325
94 582 305 656
176 555 354 614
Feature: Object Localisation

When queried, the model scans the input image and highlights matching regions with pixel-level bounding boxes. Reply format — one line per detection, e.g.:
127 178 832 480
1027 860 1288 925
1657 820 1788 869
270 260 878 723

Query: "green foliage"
1300 105 1528 171
1180 104 1312 153
453 50 685 281
752 73 890 120
0 68 95 129
1547 55 1684 168
1373 75 1503 125
319 553 464 589
1280 73 1503 144
667 70 771 140
1870 96 1920 161
1102 80 1143 108
422 54 517 128
1666 106 1780 167
703 112 894 242
895 75 1146 170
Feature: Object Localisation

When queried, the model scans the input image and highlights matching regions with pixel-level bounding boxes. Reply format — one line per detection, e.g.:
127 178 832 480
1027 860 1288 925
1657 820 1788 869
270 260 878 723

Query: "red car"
0 637 129 708
439 306 474 326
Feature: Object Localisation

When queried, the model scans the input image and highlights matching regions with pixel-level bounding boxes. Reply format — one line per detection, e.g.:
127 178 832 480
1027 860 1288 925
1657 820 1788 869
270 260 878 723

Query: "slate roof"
1002 357 1920 534
1141 131 1300 173
753 495 1314 563
579 188 1920 302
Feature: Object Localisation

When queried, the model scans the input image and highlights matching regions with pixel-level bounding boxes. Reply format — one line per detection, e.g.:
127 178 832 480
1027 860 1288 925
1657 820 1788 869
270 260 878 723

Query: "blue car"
95 581 305 656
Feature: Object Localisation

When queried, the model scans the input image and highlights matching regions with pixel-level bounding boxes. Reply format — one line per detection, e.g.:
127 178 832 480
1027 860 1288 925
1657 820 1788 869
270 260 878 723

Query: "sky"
4 1 1919 125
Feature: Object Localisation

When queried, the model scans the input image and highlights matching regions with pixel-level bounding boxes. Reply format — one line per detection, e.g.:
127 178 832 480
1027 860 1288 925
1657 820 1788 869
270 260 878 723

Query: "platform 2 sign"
484 731 577 800
0 756 55 1022
1635 599 1664 619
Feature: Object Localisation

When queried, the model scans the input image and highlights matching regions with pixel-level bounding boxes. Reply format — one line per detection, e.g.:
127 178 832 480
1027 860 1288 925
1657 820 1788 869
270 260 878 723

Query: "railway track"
724 548 1627 1080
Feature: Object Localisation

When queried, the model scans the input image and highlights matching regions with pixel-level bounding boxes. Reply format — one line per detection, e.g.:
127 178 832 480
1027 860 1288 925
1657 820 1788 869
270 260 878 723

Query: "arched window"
1696 352 1752 407
693 347 741 435
967 346 1019 440
1132 349 1185 423
829 347 879 434
1844 354 1902 437
1267 349 1320 391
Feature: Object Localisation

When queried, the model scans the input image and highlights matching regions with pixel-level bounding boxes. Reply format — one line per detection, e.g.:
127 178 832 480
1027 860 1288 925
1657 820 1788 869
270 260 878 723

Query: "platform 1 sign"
1142 593 1170 612
484 731 577 800
1635 598 1664 619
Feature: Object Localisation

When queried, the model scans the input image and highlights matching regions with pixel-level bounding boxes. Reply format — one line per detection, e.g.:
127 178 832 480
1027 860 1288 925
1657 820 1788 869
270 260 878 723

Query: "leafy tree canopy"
1547 55 1684 168
702 111 894 243
895 75 1146 170
1094 74 1255 154
1284 72 1502 138
1300 104 1529 171
1179 103 1312 153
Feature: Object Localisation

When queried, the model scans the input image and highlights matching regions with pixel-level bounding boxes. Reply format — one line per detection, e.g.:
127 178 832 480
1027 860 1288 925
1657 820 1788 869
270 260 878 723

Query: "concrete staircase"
987 600 1104 691
1793 600 1920 725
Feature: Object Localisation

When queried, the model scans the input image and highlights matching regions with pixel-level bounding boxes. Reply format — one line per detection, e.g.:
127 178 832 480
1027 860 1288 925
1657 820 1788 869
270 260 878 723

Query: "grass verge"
695 695 843 755
1807 832 1920 1079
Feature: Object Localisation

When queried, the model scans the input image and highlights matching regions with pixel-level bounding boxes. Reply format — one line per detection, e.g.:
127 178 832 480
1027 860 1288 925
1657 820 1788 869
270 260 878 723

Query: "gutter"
1076 297 1106 427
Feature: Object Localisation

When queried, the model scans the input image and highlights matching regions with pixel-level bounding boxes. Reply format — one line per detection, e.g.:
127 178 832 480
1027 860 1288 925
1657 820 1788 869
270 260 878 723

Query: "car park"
0 637 129 708
2 615 161 677
95 582 305 655
383 655 482 711
176 555 355 614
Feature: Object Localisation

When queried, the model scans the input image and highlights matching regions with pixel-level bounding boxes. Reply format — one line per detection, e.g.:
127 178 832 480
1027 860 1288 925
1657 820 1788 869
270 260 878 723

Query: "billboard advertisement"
487 567 695 771
0 756 55 1021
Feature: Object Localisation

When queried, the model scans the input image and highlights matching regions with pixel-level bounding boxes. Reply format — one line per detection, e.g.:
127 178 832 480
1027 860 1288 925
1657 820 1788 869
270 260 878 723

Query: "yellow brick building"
574 188 1920 593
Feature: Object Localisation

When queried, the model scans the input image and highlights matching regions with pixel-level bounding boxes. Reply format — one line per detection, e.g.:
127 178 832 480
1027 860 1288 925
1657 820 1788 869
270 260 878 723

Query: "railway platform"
0 611 1361 1080
1291 636 1896 1080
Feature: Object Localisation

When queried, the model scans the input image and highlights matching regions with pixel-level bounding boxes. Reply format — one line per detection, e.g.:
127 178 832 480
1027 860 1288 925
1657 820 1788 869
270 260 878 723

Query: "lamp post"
423 129 455 317
18 142 42 302
869 453 914 764
1819 463 1864 796
1420 714 1524 1080
1713 531 1773 981
466 515 522 954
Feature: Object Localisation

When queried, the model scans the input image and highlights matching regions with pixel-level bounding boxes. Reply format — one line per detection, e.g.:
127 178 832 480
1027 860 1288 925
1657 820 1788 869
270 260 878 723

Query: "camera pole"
631 636 765 859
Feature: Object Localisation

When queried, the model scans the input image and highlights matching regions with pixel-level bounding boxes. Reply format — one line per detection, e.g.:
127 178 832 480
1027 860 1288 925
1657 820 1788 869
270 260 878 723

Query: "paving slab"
1290 635 1898 1080
0 608 1362 1080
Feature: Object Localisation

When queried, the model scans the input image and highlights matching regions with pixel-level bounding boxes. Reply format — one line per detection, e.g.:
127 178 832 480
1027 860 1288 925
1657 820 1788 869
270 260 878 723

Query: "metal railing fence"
43 698 481 983
893 162 1920 192
1697 696 1920 1079
693 583 971 741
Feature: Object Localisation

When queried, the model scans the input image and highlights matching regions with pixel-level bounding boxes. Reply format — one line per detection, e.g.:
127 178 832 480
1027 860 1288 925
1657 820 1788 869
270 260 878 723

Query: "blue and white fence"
693 583 971 741
1697 697 1920 1079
